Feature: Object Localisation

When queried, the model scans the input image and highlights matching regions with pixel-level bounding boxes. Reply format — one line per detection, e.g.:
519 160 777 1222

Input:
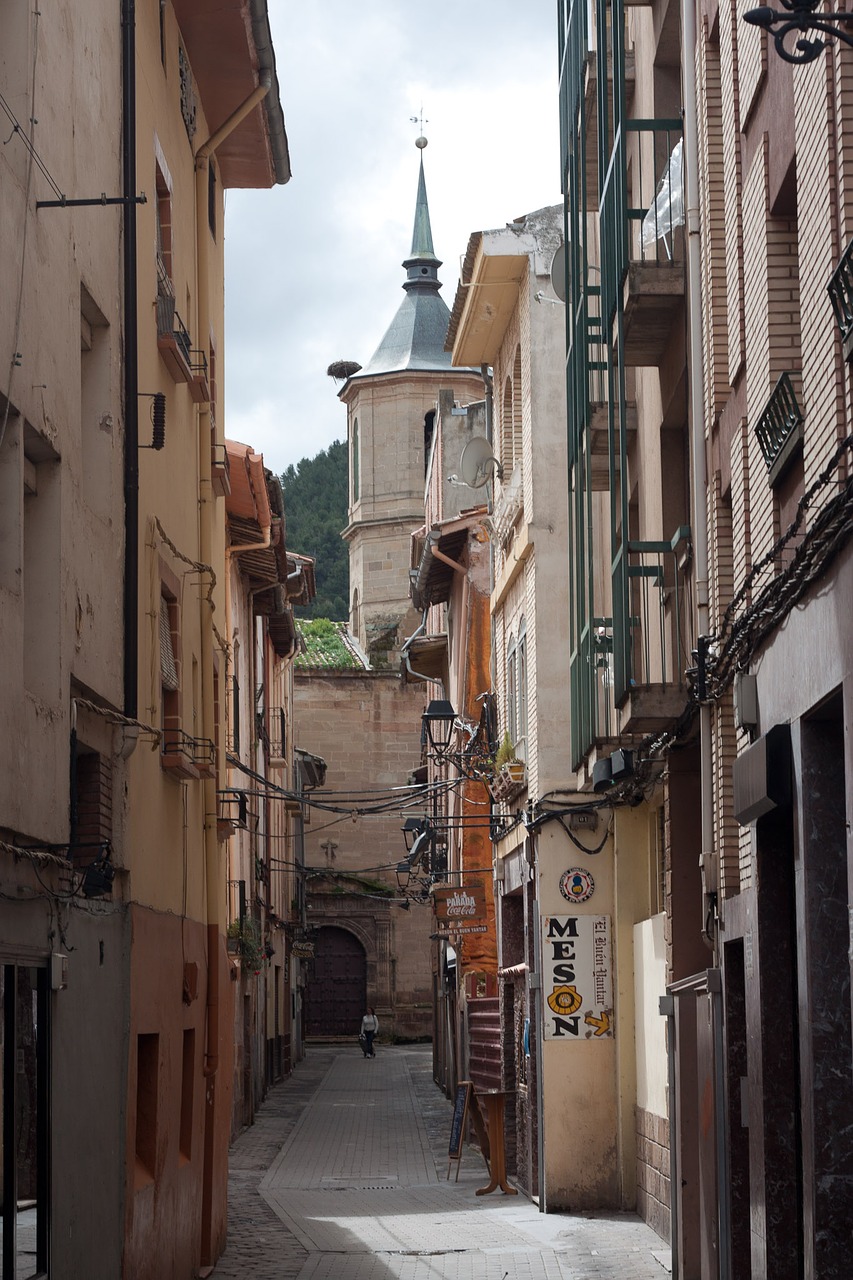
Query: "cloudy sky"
224 1 560 476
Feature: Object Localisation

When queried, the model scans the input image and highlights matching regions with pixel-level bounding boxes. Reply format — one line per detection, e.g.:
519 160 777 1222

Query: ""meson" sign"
541 915 613 1040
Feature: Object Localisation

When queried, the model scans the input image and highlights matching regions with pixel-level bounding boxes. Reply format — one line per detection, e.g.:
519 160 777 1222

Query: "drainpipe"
122 0 138 719
682 6 731 1279
480 364 494 448
400 608 431 683
681 0 714 952
195 77 271 1083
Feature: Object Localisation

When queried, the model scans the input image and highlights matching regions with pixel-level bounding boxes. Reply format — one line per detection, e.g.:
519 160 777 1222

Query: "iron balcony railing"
828 236 853 350
753 371 804 486
600 119 684 325
267 706 287 759
572 528 691 763
155 295 193 367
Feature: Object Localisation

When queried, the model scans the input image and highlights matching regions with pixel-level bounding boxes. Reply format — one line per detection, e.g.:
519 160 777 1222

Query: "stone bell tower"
339 139 483 667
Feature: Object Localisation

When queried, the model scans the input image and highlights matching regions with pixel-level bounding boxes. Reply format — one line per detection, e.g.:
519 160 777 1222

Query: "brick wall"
635 1106 671 1240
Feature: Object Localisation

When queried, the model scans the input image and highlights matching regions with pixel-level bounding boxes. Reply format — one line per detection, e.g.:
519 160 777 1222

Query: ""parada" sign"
432 882 487 924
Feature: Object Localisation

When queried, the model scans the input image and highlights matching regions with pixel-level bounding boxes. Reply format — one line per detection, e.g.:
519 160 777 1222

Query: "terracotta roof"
295 621 370 672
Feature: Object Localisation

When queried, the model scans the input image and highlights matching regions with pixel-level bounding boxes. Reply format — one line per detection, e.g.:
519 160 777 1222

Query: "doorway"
304 927 367 1037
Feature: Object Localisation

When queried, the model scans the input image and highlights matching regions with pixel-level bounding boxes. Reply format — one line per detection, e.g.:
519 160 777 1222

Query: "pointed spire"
402 138 441 294
409 154 436 260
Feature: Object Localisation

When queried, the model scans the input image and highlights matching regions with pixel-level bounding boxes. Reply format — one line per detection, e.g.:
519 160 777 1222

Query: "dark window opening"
179 1029 195 1163
135 1033 159 1186
424 409 435 478
1 964 49 1278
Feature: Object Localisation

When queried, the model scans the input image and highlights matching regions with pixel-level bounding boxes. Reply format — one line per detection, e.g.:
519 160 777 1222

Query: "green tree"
281 440 349 619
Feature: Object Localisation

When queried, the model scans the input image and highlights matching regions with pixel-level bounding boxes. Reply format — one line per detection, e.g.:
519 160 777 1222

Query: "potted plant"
226 918 264 972
487 731 526 800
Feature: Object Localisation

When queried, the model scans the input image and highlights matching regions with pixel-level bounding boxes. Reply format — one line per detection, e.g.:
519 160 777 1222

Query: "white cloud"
224 0 559 476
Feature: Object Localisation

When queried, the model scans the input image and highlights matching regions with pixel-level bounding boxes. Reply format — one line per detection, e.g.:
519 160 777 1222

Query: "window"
501 377 513 475
135 1033 160 1187
71 744 113 863
155 160 173 289
80 285 113 520
351 589 360 645
158 0 166 66
160 589 180 737
351 417 360 504
23 429 60 703
517 616 528 758
158 568 198 778
0 395 21 595
506 632 517 746
179 1029 195 1163
424 409 435 478
1 964 49 1277
231 673 241 757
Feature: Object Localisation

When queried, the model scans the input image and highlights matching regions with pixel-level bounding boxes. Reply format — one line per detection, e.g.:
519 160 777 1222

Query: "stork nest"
326 359 362 381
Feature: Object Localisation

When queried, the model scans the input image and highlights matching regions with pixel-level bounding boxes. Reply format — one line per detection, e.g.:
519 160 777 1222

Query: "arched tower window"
424 409 436 479
351 417 360 504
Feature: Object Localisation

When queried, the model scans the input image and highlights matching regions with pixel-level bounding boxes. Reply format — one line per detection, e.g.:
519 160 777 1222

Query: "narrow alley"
213 1046 671 1280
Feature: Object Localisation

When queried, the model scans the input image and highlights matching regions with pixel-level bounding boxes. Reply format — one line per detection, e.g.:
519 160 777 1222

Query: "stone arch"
303 895 394 1028
303 925 367 1037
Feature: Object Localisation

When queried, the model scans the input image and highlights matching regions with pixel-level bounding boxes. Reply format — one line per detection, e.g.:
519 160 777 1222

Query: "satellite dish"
550 244 567 302
459 436 502 488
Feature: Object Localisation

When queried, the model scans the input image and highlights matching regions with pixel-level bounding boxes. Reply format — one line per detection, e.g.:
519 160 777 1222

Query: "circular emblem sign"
559 867 595 904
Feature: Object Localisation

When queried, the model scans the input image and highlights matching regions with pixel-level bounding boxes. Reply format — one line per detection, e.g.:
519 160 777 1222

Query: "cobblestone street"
212 1045 671 1280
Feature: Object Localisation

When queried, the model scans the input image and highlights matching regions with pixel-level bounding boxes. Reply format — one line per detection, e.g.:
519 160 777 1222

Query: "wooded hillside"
281 439 348 620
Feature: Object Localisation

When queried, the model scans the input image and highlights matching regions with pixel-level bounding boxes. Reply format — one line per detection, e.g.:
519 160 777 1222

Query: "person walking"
360 1007 378 1058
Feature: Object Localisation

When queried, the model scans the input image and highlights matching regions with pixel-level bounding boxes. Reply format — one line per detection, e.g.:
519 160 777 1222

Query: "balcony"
828 237 853 360
217 789 255 839
161 728 215 780
754 372 804 487
600 119 685 366
188 350 210 404
156 294 194 384
583 49 636 214
266 706 287 766
612 529 692 733
211 440 231 497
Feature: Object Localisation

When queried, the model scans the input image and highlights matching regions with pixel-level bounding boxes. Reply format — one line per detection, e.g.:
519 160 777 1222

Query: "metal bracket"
37 193 148 209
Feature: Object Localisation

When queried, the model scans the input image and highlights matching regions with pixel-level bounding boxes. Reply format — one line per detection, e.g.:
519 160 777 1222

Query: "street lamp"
422 699 457 759
743 0 853 63
402 815 429 852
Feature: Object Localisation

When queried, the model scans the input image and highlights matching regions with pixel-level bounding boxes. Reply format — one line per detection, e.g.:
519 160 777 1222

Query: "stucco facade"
0 2 287 1275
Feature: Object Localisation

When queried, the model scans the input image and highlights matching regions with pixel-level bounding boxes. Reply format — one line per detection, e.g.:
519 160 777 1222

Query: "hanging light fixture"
422 699 457 759
402 815 428 851
743 0 853 64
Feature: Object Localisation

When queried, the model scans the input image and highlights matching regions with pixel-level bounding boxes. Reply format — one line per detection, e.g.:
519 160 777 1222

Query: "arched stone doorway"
304 926 367 1037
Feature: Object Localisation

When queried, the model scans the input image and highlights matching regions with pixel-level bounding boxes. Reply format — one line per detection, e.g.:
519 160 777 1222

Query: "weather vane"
409 107 428 148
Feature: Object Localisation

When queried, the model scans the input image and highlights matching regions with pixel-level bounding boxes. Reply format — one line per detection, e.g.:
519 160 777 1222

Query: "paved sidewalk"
214 1044 671 1280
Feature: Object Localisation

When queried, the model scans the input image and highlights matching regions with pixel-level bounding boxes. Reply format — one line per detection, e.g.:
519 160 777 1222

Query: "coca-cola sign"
432 882 487 924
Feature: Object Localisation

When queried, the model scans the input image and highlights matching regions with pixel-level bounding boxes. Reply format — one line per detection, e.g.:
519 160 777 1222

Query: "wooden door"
304 927 366 1037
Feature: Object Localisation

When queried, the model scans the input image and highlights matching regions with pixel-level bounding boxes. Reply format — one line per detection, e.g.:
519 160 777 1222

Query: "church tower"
340 141 483 666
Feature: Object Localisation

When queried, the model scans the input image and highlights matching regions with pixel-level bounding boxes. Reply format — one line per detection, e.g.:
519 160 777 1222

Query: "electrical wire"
0 10 44 450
